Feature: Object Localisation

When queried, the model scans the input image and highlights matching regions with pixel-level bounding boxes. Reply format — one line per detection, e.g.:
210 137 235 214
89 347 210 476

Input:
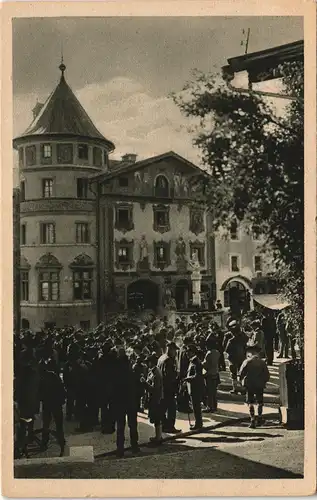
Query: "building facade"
14 61 276 331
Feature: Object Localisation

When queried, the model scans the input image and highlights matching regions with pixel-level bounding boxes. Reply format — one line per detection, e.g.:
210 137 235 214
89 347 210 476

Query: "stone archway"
127 279 159 312
223 279 251 315
21 318 30 329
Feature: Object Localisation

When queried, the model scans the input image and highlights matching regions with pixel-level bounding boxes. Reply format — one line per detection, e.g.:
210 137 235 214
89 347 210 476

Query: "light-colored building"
13 63 217 331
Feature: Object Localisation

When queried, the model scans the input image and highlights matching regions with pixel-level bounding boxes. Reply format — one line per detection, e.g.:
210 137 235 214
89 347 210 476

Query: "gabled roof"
92 151 205 182
15 68 115 150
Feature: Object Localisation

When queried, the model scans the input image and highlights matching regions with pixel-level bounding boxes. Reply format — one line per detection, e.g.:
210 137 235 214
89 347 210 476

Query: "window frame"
25 145 36 166
229 254 241 272
153 240 171 270
115 239 134 270
20 181 25 202
154 174 170 197
72 269 93 300
153 204 170 234
230 219 240 241
21 223 26 245
20 270 29 301
254 255 263 273
114 204 134 232
75 222 90 244
40 222 56 244
119 176 129 188
39 270 60 301
19 147 24 167
42 178 54 198
57 143 73 164
189 240 205 266
78 143 89 161
93 147 102 167
41 143 52 164
77 177 89 198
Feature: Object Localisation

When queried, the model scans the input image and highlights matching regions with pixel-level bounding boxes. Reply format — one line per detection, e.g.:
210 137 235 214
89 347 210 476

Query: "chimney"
121 153 137 164
32 102 44 120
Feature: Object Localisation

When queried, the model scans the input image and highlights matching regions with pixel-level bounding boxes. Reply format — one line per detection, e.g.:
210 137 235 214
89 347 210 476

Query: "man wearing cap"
224 320 248 394
157 341 181 433
239 344 270 428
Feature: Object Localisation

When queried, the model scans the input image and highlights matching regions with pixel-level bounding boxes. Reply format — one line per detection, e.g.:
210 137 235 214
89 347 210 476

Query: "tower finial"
59 44 66 80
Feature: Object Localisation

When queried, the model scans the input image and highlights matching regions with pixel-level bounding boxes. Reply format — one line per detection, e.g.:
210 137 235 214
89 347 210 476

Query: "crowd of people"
13 307 292 459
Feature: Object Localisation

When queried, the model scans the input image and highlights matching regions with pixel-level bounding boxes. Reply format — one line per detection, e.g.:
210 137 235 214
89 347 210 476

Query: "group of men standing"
14 307 291 458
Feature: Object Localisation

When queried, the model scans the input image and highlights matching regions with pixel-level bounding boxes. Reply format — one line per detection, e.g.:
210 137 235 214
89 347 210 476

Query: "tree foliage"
172 61 304 341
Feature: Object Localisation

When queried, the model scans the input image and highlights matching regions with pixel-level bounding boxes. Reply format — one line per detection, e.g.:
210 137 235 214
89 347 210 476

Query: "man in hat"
224 320 248 394
157 341 181 433
239 344 270 428
184 344 204 430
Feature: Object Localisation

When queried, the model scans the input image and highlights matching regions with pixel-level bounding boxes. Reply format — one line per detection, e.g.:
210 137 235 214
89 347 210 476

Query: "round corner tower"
14 61 115 331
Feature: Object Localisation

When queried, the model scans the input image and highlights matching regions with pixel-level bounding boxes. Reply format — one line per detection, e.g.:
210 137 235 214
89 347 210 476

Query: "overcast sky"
13 16 303 163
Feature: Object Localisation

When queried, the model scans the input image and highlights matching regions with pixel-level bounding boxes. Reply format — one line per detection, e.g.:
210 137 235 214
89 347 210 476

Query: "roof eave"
13 133 115 152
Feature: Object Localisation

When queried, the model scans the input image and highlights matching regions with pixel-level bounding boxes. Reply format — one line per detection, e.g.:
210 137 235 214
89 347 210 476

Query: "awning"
253 294 290 311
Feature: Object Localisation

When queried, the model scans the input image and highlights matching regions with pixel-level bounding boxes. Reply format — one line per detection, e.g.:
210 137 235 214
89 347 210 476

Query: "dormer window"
78 144 89 161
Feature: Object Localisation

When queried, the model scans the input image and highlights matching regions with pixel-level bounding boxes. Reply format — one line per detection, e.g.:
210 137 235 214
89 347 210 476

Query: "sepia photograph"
2 3 315 494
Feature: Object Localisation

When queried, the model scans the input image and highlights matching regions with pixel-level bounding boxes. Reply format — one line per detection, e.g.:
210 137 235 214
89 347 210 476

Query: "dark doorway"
127 280 159 312
224 280 250 315
175 279 191 310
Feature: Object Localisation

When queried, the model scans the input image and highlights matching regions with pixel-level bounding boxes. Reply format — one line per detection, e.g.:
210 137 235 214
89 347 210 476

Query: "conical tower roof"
15 62 115 150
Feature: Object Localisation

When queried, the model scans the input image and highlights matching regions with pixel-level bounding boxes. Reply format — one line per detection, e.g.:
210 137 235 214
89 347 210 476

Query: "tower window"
93 147 102 167
77 178 89 198
21 224 26 245
25 145 36 166
40 223 56 244
19 148 24 167
42 178 53 198
42 144 52 159
57 144 73 164
39 271 60 301
73 270 93 300
20 181 25 202
21 271 29 301
78 144 89 160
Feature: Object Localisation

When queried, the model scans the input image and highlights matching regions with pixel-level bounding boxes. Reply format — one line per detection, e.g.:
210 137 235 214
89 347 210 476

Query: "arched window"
70 253 94 300
20 255 30 301
36 253 62 302
154 175 169 197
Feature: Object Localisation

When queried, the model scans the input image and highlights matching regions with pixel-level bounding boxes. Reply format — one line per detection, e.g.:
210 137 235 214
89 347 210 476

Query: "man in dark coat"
184 344 205 430
96 341 117 434
224 320 248 394
39 364 66 456
157 341 181 433
112 347 140 458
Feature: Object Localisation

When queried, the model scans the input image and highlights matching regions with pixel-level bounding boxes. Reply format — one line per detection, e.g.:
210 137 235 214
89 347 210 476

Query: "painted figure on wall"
139 235 149 261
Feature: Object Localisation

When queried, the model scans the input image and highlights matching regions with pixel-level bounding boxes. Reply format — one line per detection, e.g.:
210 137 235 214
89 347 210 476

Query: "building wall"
16 136 109 330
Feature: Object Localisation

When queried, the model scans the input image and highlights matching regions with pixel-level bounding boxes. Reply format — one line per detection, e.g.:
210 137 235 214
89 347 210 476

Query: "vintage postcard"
1 0 316 497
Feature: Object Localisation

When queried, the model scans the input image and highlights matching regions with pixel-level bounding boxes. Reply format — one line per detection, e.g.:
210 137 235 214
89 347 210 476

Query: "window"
230 255 240 272
57 143 73 164
230 220 239 240
76 223 90 243
118 246 129 263
73 270 93 300
41 144 52 161
254 255 262 272
115 239 134 270
93 147 102 166
25 145 36 166
154 175 169 197
80 320 91 330
42 178 53 198
115 205 134 232
119 177 129 187
39 271 60 301
77 178 89 198
78 144 89 160
40 223 55 244
21 271 29 301
153 241 171 269
153 205 170 233
19 148 24 167
21 224 26 245
103 151 108 167
20 181 25 202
